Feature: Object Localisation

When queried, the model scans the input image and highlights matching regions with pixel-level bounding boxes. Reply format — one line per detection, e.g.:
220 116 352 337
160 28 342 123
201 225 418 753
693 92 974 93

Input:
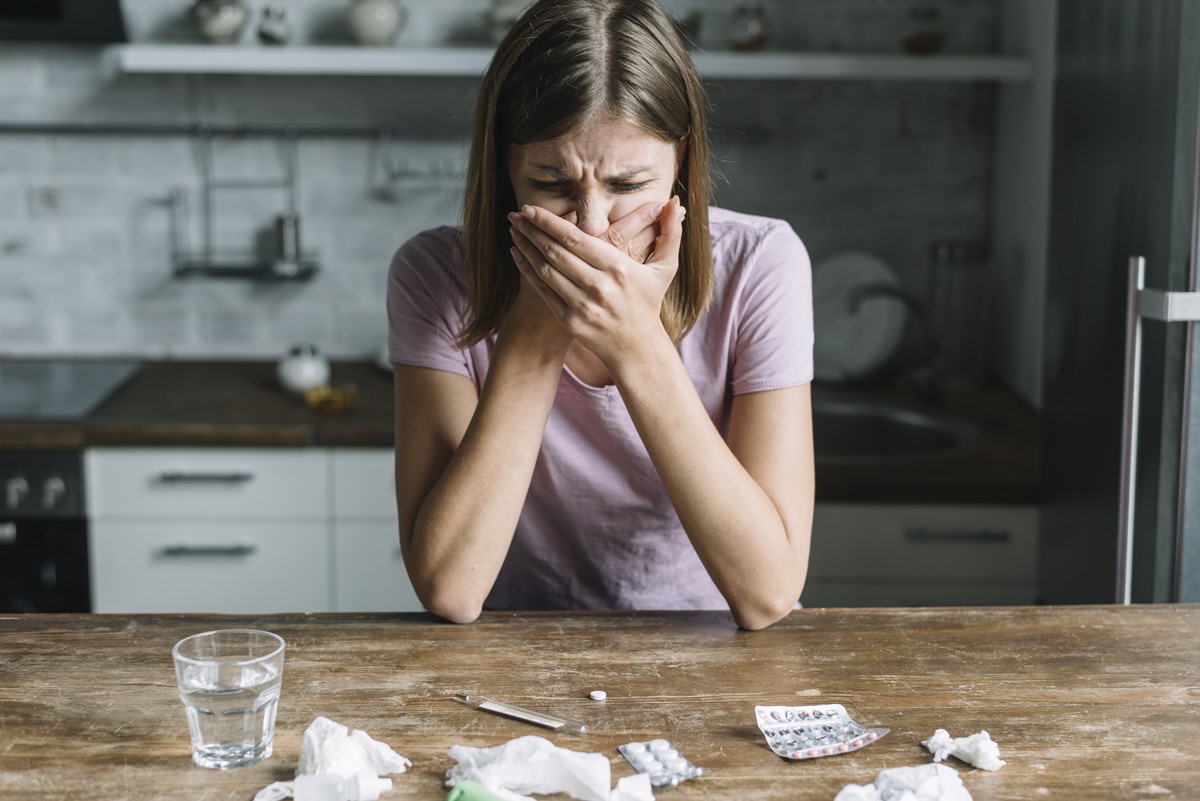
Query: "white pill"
589 690 607 701
649 739 671 752
625 742 647 754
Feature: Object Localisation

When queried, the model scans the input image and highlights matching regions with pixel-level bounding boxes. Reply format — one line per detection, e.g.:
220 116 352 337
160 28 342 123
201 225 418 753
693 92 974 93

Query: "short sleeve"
729 221 814 395
386 227 472 378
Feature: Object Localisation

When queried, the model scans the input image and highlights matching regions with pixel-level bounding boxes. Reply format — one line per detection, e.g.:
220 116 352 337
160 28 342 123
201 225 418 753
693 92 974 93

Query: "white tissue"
834 763 973 801
446 735 653 801
922 729 1006 771
253 716 411 801
298 716 413 777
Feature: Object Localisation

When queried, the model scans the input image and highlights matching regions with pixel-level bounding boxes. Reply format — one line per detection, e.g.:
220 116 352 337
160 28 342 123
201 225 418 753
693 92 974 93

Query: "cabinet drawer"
334 521 422 612
809 504 1038 582
90 521 331 613
332 449 396 518
86 448 328 518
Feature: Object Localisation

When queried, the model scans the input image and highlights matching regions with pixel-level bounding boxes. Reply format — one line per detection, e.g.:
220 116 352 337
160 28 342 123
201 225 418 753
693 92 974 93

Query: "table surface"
2 606 1196 800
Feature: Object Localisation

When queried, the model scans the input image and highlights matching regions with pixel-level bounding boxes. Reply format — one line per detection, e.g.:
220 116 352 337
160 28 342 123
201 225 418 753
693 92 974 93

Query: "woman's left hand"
507 197 685 365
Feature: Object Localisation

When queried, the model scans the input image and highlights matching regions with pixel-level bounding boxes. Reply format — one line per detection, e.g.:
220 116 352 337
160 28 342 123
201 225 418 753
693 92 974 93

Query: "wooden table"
1 607 1197 800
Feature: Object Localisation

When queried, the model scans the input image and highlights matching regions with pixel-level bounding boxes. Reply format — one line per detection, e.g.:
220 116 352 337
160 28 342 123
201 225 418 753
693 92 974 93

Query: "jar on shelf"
257 4 291 46
728 5 770 52
190 0 249 44
346 0 407 47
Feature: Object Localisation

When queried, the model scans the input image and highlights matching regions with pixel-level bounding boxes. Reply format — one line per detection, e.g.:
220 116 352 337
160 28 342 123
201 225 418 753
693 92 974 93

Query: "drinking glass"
172 629 286 769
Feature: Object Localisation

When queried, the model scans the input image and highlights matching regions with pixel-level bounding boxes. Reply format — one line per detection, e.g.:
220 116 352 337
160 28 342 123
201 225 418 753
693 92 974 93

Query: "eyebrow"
530 163 653 182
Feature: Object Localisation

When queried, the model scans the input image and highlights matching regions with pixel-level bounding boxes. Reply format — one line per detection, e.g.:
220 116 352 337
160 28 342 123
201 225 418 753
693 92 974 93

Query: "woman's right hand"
506 200 665 341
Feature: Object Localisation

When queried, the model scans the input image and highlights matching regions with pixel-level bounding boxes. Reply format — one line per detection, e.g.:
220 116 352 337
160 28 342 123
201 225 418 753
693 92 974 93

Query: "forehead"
510 118 675 170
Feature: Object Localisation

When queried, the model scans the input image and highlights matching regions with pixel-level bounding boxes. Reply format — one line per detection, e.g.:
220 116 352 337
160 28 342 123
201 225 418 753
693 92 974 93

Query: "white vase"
346 0 407 47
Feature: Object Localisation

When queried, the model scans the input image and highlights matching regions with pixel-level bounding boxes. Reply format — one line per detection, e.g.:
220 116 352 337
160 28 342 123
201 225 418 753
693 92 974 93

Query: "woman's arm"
510 202 814 629
613 343 814 630
393 319 567 623
394 205 666 623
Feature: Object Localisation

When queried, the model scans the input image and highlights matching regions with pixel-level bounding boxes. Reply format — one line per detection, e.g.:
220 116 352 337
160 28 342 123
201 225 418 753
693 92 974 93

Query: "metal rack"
167 131 317 281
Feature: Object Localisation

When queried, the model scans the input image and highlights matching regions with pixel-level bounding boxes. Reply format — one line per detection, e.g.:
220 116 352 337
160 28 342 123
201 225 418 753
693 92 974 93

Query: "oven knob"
42 476 66 511
5 477 28 510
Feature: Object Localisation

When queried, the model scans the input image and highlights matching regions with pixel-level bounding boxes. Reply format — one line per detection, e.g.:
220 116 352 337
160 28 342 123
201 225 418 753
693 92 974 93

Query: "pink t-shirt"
387 207 813 611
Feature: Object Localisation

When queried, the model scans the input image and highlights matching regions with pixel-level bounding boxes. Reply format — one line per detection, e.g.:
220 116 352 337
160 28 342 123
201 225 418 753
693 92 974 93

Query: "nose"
574 197 611 237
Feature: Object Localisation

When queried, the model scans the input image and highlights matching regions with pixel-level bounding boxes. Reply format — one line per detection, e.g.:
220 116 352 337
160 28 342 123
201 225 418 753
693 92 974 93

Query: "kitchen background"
0 0 1008 385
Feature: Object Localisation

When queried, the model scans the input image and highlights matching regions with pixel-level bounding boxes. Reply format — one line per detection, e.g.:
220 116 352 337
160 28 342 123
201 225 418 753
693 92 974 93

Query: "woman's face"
507 117 681 237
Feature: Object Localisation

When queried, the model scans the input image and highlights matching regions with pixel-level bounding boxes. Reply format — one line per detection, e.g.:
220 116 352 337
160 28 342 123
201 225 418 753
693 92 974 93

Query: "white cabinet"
89 521 330 614
86 448 332 613
801 504 1039 607
86 447 421 614
331 450 422 613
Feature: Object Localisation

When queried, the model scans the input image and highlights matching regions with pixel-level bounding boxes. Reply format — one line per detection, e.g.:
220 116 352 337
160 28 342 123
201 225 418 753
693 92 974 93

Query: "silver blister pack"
618 739 704 787
755 704 889 760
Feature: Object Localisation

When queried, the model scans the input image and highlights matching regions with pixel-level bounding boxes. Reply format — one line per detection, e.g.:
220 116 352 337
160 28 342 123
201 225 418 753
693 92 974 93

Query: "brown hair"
457 0 713 348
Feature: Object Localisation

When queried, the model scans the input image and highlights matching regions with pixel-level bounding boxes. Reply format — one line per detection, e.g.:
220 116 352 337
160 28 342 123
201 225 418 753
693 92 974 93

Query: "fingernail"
507 211 520 224
652 202 665 217
679 205 687 219
509 226 518 240
521 204 535 219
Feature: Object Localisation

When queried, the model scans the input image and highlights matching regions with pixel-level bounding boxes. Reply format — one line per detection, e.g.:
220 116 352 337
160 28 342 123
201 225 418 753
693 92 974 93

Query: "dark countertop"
0 360 1039 504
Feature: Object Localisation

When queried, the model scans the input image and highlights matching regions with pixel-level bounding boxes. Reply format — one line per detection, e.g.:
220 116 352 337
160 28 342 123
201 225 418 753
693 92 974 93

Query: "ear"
675 134 689 173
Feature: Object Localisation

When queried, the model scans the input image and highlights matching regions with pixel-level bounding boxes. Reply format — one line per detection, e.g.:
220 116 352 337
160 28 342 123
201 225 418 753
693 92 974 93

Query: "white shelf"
103 44 1032 83
104 45 495 77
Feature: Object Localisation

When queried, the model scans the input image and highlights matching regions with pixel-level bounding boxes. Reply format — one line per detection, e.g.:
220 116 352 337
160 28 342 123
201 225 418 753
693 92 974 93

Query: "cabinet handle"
159 544 258 557
903 527 1012 544
155 471 255 484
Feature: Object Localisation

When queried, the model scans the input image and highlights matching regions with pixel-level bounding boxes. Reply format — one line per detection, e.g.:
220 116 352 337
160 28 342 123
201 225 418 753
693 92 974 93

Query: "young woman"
387 0 814 629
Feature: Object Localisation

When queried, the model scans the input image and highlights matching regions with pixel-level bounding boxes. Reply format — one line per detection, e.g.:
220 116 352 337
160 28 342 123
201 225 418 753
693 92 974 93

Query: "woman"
387 0 814 629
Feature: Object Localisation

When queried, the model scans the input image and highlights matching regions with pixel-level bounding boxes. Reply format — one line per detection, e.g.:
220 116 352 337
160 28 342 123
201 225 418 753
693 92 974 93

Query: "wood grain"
1 607 1196 800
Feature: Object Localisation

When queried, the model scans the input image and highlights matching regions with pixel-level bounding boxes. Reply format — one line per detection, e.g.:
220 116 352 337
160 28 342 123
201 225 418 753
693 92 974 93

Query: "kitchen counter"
0 360 1039 503
0 360 395 449
2 606 1196 800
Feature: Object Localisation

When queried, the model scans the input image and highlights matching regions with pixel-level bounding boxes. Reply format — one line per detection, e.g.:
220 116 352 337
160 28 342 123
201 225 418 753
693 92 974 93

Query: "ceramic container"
191 0 250 44
257 4 291 46
277 345 331 394
346 0 407 47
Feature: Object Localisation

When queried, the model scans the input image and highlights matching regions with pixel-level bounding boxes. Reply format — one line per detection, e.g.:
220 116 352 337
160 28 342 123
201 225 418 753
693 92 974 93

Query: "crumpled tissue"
445 735 653 801
253 716 412 801
922 729 1006 772
833 763 973 801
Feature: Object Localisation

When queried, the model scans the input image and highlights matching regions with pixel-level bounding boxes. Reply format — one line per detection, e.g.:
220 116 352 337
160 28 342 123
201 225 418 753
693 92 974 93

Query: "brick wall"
0 0 997 359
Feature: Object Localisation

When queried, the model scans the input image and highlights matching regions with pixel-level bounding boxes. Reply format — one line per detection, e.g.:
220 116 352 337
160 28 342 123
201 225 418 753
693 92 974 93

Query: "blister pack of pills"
755 704 889 760
618 739 704 787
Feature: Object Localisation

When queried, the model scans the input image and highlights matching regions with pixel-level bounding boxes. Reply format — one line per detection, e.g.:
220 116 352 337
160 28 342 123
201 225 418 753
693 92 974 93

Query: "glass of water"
172 629 286 769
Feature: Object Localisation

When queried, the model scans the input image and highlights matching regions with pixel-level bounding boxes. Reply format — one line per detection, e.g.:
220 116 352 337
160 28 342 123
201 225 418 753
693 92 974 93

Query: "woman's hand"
507 197 685 365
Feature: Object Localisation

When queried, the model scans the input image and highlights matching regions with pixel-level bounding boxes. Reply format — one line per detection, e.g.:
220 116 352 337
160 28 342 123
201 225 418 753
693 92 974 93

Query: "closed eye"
531 179 570 193
612 181 650 193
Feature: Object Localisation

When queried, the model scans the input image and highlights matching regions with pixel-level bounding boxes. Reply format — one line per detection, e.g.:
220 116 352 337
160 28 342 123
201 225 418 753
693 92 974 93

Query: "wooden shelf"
103 44 1032 82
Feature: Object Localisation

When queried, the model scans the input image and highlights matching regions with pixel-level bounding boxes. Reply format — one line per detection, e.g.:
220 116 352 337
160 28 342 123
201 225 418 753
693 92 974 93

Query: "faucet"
845 282 943 402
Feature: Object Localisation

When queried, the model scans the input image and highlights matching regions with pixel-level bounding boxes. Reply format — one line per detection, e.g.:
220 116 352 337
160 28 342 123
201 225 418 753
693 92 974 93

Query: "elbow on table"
420 585 485 624
731 588 802 631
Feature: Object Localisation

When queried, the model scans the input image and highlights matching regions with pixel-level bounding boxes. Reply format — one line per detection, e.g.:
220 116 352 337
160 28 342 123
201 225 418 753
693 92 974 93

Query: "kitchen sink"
812 392 983 464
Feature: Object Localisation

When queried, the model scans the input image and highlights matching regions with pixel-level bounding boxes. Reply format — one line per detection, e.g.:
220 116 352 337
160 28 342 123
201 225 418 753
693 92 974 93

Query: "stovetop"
0 359 142 421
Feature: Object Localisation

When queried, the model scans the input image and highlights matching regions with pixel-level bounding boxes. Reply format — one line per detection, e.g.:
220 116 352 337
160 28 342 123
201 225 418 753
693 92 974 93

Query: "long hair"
457 0 713 348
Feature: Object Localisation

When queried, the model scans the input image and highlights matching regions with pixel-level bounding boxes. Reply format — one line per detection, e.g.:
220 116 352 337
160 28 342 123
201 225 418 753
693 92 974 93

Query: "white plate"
812 251 906 382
